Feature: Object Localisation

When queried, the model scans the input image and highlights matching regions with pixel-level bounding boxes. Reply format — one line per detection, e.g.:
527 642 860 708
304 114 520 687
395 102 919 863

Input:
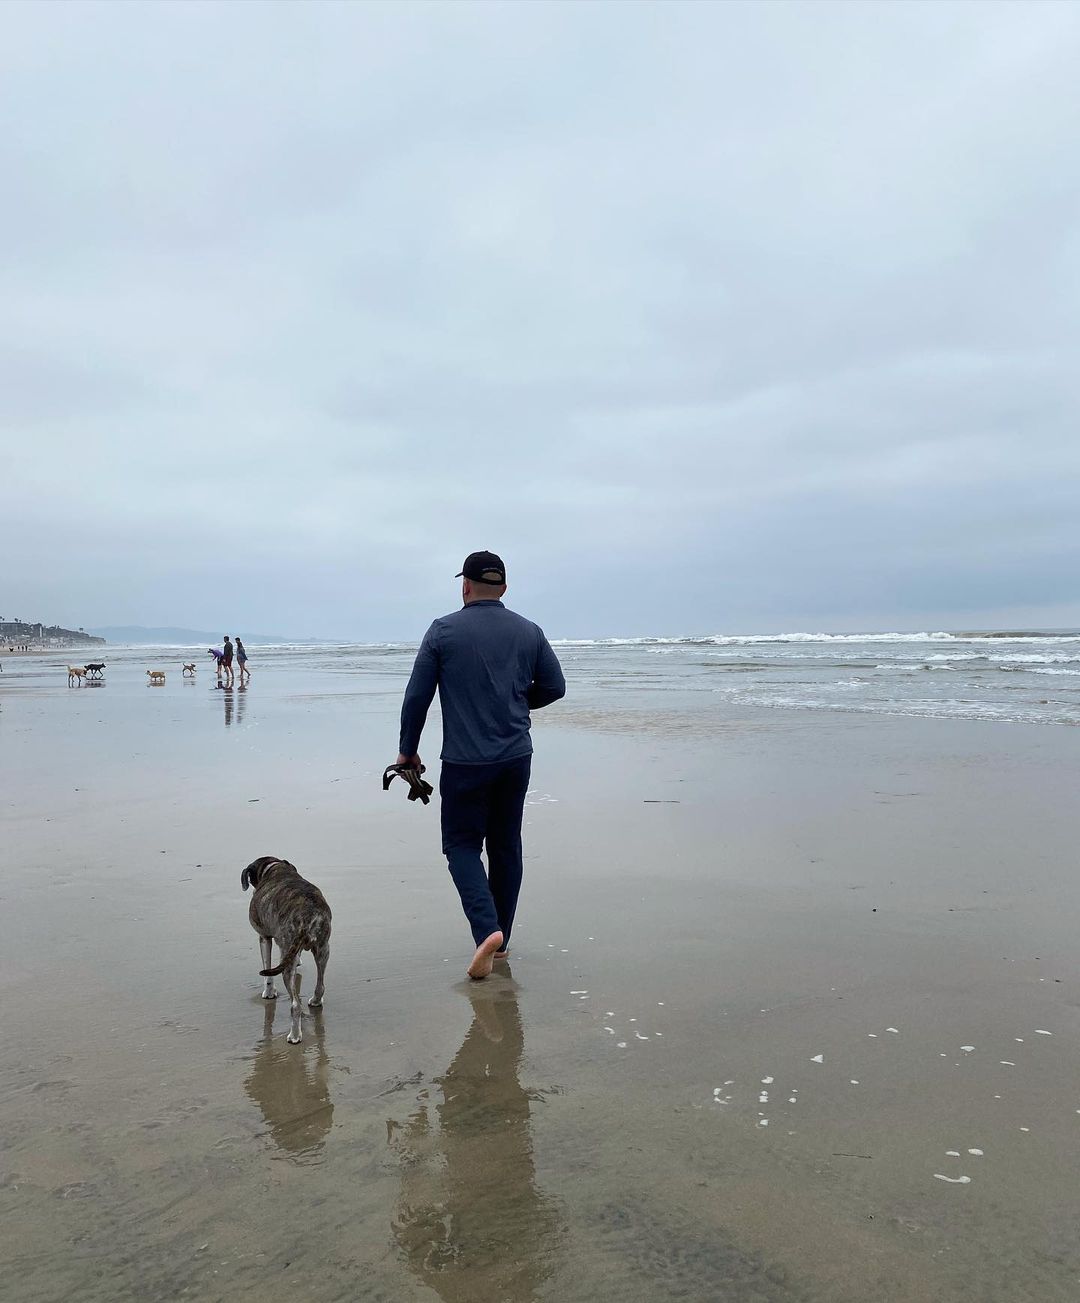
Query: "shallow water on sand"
3 652 1080 1300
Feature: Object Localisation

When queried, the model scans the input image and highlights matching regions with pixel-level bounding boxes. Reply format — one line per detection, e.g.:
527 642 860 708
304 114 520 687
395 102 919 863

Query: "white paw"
308 996 323 1008
261 987 277 1000
287 1031 302 1044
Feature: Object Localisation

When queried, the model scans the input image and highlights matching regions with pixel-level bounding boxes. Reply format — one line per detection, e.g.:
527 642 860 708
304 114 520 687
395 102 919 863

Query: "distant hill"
88 625 323 646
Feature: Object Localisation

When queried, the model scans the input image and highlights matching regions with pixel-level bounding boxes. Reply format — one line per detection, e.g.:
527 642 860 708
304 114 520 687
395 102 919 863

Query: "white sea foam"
992 653 1080 664
923 651 1080 665
553 631 961 647
712 690 1078 728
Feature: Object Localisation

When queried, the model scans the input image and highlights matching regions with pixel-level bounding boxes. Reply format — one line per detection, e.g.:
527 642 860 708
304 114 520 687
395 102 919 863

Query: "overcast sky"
3 0 1079 640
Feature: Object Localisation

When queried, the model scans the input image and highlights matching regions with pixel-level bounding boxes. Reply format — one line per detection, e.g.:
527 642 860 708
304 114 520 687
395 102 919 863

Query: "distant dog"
84 662 105 679
68 666 86 685
147 669 166 683
242 857 332 1044
182 663 196 676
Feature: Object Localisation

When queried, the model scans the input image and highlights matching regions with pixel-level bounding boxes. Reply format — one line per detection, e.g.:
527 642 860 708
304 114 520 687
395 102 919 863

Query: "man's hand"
396 753 422 770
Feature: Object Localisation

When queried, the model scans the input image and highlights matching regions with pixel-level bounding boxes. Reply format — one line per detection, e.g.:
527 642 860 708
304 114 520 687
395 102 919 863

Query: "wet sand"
3 652 1080 1301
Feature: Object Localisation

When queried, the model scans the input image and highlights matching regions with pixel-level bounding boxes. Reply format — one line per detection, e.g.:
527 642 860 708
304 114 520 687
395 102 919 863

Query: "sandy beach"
3 648 1080 1301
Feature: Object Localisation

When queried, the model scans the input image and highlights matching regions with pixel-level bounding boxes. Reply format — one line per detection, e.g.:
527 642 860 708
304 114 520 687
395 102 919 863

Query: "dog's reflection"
244 1000 333 1160
390 975 561 1301
223 683 247 728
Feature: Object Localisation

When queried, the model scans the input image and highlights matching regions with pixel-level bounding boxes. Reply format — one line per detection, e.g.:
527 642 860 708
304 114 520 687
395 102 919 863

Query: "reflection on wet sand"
222 683 247 727
243 1001 334 1161
390 976 561 1302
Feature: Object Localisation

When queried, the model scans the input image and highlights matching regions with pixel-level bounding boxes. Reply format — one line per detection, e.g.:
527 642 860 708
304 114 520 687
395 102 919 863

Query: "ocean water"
13 628 1080 728
552 629 1080 728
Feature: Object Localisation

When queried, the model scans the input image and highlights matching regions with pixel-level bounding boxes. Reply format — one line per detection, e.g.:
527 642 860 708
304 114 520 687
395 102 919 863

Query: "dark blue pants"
440 755 532 949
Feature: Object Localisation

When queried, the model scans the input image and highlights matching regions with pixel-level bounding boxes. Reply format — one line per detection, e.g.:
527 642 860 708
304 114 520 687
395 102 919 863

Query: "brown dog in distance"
242 856 332 1044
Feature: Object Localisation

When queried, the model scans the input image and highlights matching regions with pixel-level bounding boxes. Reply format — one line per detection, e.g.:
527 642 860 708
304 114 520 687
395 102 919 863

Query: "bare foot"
467 931 504 980
494 950 509 960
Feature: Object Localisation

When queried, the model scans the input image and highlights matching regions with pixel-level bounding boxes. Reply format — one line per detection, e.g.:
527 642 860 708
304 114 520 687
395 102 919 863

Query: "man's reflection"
223 683 247 728
390 975 560 1301
244 1000 333 1160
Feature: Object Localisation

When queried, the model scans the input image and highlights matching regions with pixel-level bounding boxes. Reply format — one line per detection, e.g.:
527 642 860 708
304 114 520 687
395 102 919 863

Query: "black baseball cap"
456 550 506 583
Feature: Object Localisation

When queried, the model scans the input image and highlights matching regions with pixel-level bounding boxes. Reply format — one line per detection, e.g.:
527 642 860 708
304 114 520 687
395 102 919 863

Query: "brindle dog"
241 856 332 1045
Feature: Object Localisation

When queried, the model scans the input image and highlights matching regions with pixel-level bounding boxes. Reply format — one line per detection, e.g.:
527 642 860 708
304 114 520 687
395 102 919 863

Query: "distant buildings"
0 619 104 648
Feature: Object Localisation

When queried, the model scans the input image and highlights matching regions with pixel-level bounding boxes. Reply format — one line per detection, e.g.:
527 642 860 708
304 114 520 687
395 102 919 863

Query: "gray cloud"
3 0 1079 638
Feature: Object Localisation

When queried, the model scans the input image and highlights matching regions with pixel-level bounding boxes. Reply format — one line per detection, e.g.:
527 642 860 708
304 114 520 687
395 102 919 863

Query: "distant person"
393 551 566 979
208 647 225 686
236 637 249 681
222 635 235 685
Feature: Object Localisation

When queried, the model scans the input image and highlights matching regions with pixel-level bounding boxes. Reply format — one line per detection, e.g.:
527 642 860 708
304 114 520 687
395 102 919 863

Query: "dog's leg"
286 962 303 1044
259 936 277 999
309 941 329 1008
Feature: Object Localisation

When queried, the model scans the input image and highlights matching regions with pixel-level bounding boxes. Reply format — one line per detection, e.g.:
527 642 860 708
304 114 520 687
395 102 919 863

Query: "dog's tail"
259 936 306 977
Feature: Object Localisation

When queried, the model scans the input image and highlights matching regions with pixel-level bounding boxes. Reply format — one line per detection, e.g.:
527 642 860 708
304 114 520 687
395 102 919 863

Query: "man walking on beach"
222 635 235 686
395 552 566 979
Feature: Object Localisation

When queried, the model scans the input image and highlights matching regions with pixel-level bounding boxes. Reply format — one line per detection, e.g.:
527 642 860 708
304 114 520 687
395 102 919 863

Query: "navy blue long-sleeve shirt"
398 600 566 764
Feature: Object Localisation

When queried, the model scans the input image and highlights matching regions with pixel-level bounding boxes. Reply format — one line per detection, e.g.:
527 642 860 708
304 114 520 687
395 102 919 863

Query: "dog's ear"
242 856 279 891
